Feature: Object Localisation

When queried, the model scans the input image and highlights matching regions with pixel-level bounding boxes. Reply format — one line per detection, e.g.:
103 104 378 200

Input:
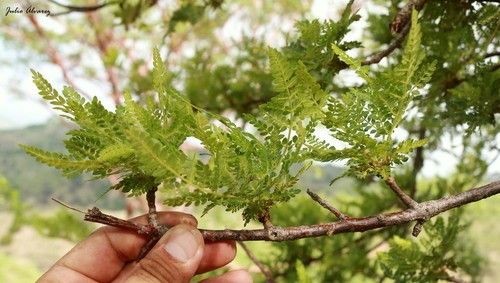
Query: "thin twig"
136 234 161 261
84 207 147 232
146 187 159 228
385 177 419 208
362 23 411 65
258 210 274 230
238 241 275 283
51 197 85 214
134 187 162 260
306 189 348 220
485 51 500 58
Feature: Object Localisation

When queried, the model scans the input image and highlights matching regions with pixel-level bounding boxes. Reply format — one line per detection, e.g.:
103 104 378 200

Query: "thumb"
125 224 204 283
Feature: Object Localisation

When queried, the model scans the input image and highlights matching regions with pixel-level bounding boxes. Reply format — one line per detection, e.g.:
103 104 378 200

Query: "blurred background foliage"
0 0 499 282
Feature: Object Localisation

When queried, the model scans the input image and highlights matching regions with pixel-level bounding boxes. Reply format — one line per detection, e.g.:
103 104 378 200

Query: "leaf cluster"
317 10 433 179
283 0 361 90
23 10 432 222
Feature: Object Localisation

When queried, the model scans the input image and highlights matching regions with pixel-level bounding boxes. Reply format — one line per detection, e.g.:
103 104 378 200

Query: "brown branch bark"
385 177 418 208
136 187 162 260
82 180 500 242
146 187 159 228
410 127 426 198
84 207 146 232
384 176 425 236
238 241 275 283
306 189 348 220
258 210 274 230
390 0 428 34
362 23 411 65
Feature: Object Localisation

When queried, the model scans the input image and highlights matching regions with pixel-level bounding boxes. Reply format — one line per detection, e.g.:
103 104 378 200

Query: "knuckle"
133 254 185 283
181 214 198 227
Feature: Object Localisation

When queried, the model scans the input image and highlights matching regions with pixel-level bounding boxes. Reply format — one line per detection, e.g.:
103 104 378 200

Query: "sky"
0 0 498 177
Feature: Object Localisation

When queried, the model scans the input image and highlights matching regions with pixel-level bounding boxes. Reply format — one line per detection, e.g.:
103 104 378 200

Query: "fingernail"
163 226 198 263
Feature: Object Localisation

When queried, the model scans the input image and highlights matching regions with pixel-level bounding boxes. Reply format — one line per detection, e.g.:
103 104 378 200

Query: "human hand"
38 211 252 283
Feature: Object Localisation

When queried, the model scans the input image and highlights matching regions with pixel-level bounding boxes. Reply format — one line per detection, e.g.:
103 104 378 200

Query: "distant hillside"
0 118 121 208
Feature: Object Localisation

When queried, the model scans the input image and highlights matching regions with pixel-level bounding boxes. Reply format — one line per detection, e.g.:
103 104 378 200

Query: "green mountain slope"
0 118 119 208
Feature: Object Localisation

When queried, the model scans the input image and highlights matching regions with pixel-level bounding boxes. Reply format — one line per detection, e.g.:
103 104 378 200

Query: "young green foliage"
283 0 361 90
22 12 431 223
319 10 433 179
24 48 327 222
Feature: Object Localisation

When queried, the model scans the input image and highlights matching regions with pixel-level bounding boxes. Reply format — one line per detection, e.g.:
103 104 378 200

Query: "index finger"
38 211 197 283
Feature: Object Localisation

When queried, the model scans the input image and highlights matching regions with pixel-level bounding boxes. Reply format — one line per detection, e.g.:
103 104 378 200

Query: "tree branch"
384 176 425 236
135 187 162 260
80 180 500 242
390 0 428 34
258 209 274 230
485 51 500 58
84 207 146 232
238 241 275 283
306 189 348 220
362 0 428 65
362 23 411 65
410 127 426 198
146 187 159 228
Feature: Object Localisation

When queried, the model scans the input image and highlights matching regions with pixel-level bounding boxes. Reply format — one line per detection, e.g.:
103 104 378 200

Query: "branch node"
258 210 274 230
390 0 428 34
412 219 426 237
